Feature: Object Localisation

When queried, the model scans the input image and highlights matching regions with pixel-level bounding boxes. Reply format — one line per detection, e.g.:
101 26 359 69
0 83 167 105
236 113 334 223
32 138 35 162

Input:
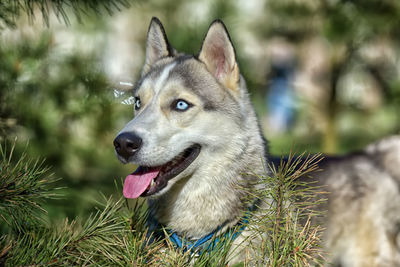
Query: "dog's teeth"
151 179 155 187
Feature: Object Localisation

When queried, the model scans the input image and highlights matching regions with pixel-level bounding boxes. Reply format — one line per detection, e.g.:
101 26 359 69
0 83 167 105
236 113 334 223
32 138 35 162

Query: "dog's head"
114 18 252 199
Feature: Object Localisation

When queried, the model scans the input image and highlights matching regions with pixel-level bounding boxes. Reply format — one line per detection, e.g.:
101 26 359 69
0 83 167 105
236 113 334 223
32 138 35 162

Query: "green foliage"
0 142 59 233
0 0 131 28
0 28 132 218
3 197 164 266
265 0 400 42
0 146 160 266
0 143 325 266
262 0 400 153
241 152 326 266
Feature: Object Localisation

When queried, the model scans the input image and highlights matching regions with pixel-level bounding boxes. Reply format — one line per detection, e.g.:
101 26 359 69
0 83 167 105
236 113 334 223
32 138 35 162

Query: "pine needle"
0 141 60 232
0 0 132 28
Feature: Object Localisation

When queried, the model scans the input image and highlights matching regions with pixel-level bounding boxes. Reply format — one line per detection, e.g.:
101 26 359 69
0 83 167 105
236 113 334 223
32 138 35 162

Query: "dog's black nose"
113 132 142 160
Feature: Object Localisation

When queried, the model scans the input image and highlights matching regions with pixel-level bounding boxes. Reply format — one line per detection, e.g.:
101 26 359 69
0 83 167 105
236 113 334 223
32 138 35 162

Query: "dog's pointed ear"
142 17 174 76
198 20 239 91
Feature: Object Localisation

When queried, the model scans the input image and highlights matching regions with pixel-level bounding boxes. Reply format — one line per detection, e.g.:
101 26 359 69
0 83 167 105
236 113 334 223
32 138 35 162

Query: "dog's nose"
113 132 142 160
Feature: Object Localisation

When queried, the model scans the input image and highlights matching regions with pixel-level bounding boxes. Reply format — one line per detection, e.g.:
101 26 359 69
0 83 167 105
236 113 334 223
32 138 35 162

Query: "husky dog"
113 17 400 266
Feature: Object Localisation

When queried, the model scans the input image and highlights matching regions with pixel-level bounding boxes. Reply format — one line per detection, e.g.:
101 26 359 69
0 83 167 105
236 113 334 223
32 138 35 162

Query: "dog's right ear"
142 17 174 76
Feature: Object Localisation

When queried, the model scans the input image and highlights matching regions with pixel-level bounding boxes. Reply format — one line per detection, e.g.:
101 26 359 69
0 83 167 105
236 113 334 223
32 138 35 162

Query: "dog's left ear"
199 20 239 92
142 17 175 76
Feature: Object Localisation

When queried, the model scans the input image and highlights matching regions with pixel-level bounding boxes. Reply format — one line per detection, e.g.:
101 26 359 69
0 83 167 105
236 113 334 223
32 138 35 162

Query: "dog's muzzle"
113 132 142 161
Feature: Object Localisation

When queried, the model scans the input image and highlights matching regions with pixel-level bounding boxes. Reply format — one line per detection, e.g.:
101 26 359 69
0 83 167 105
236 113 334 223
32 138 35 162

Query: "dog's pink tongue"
123 168 160 199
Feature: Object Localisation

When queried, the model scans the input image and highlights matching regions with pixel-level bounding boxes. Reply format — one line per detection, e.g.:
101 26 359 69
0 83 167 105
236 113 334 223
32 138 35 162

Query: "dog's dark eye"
134 97 141 110
172 99 192 112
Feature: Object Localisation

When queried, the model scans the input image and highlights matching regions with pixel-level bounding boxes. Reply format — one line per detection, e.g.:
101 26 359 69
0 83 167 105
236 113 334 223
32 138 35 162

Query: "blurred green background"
1 0 400 220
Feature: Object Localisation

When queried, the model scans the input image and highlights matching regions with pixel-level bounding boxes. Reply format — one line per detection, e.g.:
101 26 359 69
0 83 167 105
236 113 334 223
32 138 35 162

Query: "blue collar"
150 201 259 254
167 214 250 254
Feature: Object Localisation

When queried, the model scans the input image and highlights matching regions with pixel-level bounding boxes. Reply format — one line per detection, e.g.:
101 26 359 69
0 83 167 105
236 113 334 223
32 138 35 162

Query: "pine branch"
4 197 163 266
0 0 132 28
242 151 326 266
0 142 60 232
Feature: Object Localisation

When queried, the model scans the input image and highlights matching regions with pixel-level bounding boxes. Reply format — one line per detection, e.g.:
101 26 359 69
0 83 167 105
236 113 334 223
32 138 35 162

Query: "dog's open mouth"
123 144 201 198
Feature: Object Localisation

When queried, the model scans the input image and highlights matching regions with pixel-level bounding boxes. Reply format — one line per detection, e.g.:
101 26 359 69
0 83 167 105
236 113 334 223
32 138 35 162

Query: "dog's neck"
148 91 267 239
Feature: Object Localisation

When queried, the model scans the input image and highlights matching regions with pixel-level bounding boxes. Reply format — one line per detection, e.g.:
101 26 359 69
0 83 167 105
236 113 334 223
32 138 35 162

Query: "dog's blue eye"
176 100 188 110
173 99 192 111
134 97 141 110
